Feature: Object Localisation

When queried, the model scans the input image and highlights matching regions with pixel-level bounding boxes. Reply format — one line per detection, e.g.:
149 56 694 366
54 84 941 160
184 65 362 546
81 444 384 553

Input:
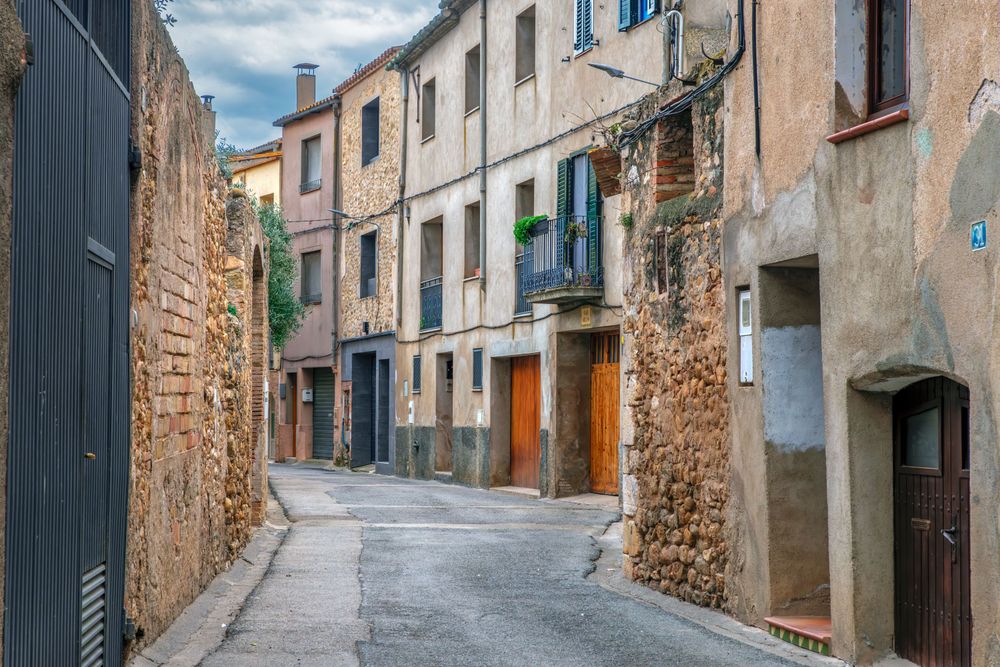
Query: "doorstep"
765 616 832 657
491 485 541 500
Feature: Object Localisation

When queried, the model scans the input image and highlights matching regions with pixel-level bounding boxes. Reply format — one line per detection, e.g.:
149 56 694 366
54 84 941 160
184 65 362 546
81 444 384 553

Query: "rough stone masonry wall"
339 69 400 341
0 4 23 660
126 0 263 652
620 86 731 609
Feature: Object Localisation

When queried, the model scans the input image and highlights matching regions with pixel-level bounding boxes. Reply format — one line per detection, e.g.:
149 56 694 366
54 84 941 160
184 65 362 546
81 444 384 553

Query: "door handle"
84 452 96 460
941 525 957 546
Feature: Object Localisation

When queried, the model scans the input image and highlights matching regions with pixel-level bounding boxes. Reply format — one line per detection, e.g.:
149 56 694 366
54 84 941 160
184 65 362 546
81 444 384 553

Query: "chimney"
294 63 319 110
201 94 216 138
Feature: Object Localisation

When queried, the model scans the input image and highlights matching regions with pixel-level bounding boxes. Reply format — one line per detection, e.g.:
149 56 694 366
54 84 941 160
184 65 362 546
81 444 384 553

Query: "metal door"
7 0 131 664
590 333 620 495
510 356 541 489
351 354 375 468
893 377 971 666
312 369 335 460
377 359 390 464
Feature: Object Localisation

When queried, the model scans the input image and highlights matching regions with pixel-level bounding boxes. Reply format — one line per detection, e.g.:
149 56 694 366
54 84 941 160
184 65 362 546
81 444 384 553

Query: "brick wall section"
620 86 731 609
126 0 265 653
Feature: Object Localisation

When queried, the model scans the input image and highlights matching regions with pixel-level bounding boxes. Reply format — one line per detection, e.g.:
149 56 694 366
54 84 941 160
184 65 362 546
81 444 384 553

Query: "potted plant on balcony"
564 219 588 244
514 214 547 246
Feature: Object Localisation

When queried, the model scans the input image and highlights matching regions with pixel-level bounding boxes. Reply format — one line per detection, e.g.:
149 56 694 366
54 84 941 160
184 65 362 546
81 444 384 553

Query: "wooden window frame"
866 0 909 118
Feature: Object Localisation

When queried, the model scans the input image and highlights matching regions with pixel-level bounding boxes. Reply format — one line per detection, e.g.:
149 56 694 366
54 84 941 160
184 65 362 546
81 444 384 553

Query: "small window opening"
738 288 753 385
360 231 377 298
516 6 536 82
472 349 483 391
421 79 436 141
301 251 322 304
361 97 380 166
465 202 481 278
465 46 481 114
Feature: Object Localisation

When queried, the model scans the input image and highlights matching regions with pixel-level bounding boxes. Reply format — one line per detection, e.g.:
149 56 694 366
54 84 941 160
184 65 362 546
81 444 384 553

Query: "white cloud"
168 0 436 147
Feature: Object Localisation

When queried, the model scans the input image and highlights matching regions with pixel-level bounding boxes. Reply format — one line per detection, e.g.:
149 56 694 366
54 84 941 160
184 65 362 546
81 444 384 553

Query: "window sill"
463 274 481 283
420 133 436 145
514 310 533 319
464 106 480 118
514 73 536 88
826 106 909 144
573 46 594 60
300 297 321 306
360 294 377 301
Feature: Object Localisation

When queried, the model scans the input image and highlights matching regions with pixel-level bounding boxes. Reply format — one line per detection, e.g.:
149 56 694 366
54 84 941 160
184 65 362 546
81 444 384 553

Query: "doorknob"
84 452 96 460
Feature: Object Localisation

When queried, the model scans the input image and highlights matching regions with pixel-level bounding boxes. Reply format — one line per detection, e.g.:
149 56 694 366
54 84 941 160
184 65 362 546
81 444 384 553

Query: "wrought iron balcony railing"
420 276 443 331
522 215 603 300
299 178 321 194
514 253 531 315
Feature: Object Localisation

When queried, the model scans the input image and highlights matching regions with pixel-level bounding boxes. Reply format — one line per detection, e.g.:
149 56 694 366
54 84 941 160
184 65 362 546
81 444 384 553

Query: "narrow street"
201 465 820 666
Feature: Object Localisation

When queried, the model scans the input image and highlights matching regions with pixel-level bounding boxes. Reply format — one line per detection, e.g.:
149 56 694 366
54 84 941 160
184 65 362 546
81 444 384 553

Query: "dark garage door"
312 369 335 460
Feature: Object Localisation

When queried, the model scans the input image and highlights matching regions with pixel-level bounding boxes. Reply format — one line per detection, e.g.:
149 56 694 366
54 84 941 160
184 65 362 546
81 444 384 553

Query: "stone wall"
0 3 23 660
620 85 731 609
338 66 400 342
126 0 266 652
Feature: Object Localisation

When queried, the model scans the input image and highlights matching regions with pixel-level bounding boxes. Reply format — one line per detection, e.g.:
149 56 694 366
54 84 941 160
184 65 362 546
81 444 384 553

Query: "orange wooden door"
511 356 541 489
590 333 620 495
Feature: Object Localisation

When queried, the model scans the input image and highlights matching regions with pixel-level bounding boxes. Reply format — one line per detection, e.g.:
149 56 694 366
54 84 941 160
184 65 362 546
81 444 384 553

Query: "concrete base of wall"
452 426 490 488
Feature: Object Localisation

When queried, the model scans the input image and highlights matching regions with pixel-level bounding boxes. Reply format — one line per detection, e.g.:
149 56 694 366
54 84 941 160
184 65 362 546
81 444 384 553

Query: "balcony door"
571 155 589 275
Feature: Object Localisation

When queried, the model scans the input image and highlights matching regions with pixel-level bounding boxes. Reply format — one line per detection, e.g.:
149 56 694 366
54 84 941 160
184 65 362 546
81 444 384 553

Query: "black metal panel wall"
7 0 131 664
312 369 335 460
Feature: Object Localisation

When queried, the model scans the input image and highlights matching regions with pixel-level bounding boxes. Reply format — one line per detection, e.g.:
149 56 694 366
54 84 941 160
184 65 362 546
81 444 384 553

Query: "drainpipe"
333 97 343 348
396 67 409 329
478 0 487 289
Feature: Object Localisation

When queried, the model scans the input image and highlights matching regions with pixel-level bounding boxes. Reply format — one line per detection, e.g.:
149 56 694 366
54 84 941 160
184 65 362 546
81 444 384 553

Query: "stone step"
764 616 832 657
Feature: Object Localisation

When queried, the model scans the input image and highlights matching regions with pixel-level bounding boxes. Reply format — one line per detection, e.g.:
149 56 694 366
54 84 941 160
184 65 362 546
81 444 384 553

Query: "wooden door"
590 333 620 495
511 356 541 489
893 377 971 667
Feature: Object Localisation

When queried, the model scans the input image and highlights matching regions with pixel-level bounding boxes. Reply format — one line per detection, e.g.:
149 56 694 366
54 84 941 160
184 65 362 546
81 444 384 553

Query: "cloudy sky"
169 0 438 149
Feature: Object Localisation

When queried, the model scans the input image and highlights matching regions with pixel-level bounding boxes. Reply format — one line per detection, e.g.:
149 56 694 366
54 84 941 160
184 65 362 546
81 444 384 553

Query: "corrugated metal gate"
312 369 335 460
7 1 131 665
351 354 375 468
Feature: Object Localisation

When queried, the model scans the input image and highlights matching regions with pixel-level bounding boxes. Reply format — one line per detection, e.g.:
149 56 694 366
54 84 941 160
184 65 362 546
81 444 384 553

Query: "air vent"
80 564 107 667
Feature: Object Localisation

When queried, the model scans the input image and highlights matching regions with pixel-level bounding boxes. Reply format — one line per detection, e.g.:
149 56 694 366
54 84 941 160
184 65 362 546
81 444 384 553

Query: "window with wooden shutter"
619 0 637 30
574 0 594 54
586 155 600 276
556 158 572 217
472 349 484 391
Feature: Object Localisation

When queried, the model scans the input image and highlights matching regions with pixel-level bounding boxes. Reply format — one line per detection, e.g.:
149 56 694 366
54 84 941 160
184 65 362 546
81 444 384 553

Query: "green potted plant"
514 214 548 246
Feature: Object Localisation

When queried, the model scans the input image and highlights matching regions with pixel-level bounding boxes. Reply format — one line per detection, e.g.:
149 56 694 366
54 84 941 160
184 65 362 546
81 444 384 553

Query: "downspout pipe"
333 96 343 348
478 0 487 289
396 67 409 329
752 0 761 159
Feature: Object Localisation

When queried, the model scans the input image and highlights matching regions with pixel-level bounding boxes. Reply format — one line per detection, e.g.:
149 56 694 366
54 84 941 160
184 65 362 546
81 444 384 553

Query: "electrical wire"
618 0 747 147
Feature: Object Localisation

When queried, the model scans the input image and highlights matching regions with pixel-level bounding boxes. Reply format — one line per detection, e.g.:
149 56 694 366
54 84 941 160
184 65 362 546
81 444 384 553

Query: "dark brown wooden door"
511 356 541 489
893 377 971 667
590 333 620 495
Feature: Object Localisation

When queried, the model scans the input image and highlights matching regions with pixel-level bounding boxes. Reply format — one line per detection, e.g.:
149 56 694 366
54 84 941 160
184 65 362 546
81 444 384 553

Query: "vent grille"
80 564 107 667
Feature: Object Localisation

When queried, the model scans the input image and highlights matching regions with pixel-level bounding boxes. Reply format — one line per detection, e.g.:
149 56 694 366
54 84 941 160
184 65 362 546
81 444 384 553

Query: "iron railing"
420 276 443 330
522 215 603 294
299 178 321 194
514 253 531 315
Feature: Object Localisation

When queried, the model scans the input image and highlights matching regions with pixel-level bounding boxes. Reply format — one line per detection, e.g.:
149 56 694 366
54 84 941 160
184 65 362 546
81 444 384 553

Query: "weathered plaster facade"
0 2 23 658
126 0 267 651
722 0 1000 663
392 0 665 496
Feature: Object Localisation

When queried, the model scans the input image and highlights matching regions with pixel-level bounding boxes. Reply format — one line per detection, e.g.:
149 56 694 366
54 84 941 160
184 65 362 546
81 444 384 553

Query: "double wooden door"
511 356 541 489
893 377 971 666
590 333 620 495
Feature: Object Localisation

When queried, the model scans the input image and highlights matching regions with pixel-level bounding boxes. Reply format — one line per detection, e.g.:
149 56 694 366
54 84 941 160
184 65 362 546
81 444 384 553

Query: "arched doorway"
893 377 971 666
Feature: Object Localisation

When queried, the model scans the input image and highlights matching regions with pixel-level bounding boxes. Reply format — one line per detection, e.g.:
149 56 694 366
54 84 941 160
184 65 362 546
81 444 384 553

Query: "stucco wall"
126 0 265 651
234 158 281 206
0 2 23 659
722 0 1000 662
394 0 663 496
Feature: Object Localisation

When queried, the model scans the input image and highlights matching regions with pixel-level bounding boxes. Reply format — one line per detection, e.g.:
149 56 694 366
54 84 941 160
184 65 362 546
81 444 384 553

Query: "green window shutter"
583 0 594 50
586 157 600 275
556 158 572 218
574 0 585 52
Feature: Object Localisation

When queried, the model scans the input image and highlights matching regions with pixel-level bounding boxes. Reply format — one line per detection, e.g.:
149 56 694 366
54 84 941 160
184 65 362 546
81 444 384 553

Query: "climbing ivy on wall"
256 202 305 349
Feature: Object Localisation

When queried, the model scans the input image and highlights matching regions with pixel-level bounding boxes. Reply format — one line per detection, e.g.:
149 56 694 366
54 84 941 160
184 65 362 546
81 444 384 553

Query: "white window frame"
738 289 753 385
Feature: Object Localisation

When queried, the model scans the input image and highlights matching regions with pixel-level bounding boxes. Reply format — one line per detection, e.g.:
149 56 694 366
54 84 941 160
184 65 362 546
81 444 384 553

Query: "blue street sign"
972 221 987 251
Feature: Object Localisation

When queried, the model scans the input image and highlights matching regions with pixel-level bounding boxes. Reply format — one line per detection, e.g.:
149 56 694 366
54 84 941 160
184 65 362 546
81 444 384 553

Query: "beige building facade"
391 0 667 496
229 138 282 206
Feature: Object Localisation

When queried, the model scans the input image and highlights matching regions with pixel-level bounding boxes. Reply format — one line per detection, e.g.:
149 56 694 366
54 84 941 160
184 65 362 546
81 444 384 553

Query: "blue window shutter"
619 0 637 30
583 0 594 50
574 0 585 52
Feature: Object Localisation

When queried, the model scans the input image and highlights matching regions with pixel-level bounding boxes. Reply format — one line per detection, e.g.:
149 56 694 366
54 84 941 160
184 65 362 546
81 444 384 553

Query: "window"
868 0 908 114
472 348 484 391
421 79 436 141
738 289 753 384
360 232 377 298
412 356 422 393
620 0 659 31
514 180 534 316
300 136 321 192
574 0 594 54
361 97 380 166
301 251 322 304
516 6 536 82
903 408 940 469
465 202 481 278
465 46 481 114
654 231 667 294
260 193 275 206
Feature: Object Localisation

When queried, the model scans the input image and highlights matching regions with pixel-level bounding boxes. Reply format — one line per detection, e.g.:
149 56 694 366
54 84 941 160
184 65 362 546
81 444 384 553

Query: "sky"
168 0 438 149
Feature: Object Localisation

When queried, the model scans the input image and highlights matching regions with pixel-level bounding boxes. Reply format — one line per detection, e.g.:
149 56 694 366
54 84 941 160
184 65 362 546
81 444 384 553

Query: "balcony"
420 276 443 331
522 215 603 305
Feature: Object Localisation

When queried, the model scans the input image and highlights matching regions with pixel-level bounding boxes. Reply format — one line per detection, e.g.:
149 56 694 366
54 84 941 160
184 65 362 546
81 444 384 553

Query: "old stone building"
127 0 269 654
334 47 401 473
